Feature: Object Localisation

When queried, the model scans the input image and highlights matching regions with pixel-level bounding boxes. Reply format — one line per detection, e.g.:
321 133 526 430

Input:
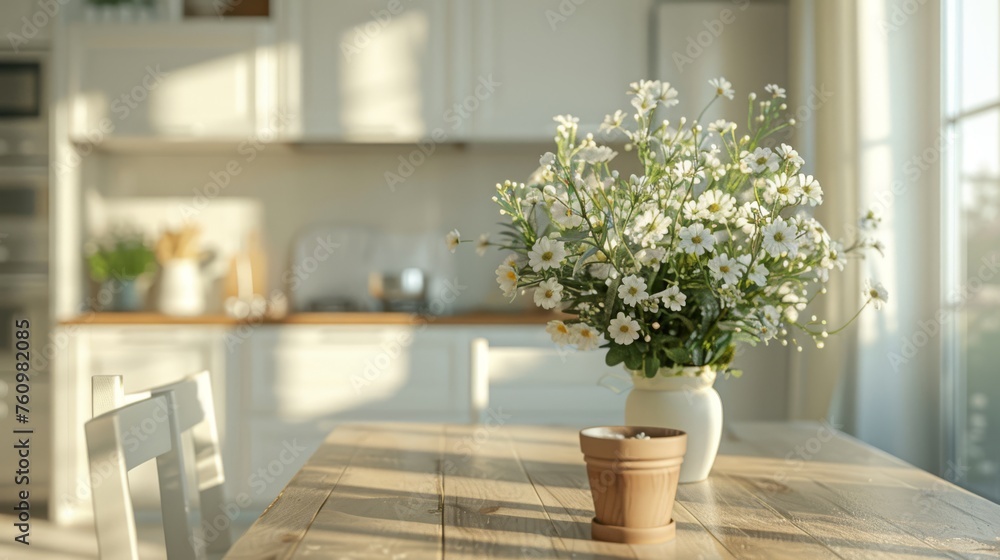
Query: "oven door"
0 166 47 275
0 52 47 166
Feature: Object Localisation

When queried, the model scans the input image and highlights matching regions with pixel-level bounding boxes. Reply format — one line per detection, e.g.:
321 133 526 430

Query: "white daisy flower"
577 145 618 164
764 173 802 205
618 274 649 306
652 285 687 311
776 143 805 169
502 253 519 268
630 207 672 246
760 305 782 339
495 263 518 298
738 254 770 286
608 312 641 345
445 229 461 253
678 223 716 256
527 236 567 272
765 84 786 98
533 277 563 310
708 119 736 134
671 160 705 184
709 77 735 100
571 323 601 350
708 253 746 287
741 147 780 174
635 247 666 266
864 279 889 310
734 201 770 235
697 189 737 222
545 320 574 345
798 174 823 206
550 198 584 228
859 209 882 230
761 217 799 257
475 233 490 256
600 110 627 132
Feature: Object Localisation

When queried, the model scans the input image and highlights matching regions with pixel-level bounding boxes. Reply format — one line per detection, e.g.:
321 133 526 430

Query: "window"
943 0 1000 502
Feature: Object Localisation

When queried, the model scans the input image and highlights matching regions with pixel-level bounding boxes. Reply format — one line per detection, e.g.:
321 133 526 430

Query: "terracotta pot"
579 426 686 544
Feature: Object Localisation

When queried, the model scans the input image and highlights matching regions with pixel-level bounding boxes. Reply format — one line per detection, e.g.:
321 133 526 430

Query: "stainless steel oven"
0 166 47 275
0 51 47 167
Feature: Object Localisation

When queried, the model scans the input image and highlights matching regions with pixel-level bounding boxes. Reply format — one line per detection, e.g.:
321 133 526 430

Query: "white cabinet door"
459 0 652 140
476 327 625 426
67 23 274 141
279 0 451 141
51 326 229 522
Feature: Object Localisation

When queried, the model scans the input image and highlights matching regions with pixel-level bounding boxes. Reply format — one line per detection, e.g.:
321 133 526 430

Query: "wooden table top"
225 422 1000 559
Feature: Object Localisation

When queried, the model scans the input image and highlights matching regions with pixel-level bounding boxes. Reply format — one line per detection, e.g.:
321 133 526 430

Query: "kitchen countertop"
58 311 567 326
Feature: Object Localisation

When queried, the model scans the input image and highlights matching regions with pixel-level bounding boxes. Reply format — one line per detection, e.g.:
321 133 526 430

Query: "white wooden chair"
92 371 231 557
86 393 198 560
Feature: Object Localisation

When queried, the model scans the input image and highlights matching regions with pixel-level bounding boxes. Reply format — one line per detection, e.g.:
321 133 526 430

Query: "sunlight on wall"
339 10 428 139
148 52 254 134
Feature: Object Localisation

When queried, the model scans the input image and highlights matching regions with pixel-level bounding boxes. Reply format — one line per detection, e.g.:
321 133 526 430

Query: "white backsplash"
86 144 582 312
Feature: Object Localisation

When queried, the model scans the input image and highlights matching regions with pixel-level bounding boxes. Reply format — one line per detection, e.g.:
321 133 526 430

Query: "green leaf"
728 369 744 379
605 345 627 367
644 355 661 378
663 347 690 365
623 345 643 370
572 246 599 277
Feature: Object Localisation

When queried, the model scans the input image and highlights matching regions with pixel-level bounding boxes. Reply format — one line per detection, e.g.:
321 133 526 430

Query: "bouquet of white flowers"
449 78 887 378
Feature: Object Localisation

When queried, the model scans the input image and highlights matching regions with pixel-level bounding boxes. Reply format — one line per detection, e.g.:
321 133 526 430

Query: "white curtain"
789 0 945 473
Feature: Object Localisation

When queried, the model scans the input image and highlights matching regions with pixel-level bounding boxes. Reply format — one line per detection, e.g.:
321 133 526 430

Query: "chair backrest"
92 371 231 555
86 394 198 560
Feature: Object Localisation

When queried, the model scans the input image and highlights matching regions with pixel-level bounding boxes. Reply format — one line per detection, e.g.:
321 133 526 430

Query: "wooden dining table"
225 421 1000 559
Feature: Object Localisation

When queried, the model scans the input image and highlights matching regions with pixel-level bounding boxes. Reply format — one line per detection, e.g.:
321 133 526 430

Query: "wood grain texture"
226 422 1000 560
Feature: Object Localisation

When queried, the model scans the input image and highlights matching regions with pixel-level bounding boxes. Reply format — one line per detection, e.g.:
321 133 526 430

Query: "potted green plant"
86 231 157 312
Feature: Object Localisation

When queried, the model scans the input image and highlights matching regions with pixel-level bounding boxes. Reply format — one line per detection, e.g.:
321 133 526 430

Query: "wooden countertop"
226 421 1000 559
58 311 565 326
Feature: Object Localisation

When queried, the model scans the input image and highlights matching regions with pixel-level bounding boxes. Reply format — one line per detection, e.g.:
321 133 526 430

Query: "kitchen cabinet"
66 22 275 142
277 0 452 141
50 325 230 523
475 327 626 426
234 325 469 503
457 0 653 140
0 0 52 49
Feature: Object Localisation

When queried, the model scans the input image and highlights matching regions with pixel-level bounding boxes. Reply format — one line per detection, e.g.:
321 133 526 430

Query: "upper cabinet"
67 22 275 142
457 0 653 141
277 0 451 141
62 0 657 144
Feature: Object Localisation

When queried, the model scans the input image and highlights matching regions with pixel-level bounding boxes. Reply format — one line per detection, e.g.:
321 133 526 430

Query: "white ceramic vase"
158 259 205 316
624 366 722 483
